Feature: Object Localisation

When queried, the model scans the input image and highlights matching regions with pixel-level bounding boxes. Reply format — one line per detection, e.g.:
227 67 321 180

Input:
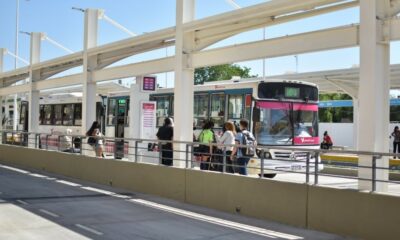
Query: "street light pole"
262 27 266 79
13 0 20 131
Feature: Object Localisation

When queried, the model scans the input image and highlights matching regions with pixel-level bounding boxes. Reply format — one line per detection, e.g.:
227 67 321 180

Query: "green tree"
194 64 256 85
319 93 352 123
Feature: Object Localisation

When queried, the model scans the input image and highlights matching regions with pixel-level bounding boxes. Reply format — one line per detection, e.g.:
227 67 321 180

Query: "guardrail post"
46 135 49 150
372 155 377 192
20 132 24 146
185 144 190 169
159 142 163 165
260 149 265 179
314 152 319 185
306 152 310 184
79 137 83 155
58 135 61 151
35 134 39 148
134 141 139 163
222 147 227 173
190 145 195 169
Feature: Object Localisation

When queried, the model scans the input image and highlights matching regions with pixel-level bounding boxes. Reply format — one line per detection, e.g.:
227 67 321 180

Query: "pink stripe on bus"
293 104 318 111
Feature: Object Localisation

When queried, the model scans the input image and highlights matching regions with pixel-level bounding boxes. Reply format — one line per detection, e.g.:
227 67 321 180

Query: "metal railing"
1 129 400 194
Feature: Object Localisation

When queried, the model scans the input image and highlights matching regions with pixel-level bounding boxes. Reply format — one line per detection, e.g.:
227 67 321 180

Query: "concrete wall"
308 186 400 240
185 169 308 227
0 144 400 239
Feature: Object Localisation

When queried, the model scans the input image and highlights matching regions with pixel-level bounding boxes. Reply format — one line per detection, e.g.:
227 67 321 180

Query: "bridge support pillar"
173 0 195 167
28 32 42 148
82 9 99 134
0 49 4 143
358 0 391 191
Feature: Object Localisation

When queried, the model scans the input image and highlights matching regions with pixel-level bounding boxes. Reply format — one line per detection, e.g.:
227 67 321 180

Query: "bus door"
115 98 128 159
19 101 29 146
226 90 252 129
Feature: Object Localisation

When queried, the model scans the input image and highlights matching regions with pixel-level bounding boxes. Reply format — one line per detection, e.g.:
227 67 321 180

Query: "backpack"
241 130 256 157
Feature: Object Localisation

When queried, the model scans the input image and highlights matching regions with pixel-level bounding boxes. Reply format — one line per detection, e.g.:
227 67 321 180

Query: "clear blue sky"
0 0 399 85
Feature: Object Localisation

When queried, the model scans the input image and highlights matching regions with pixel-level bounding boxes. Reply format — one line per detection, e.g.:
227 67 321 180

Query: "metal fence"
1 130 400 194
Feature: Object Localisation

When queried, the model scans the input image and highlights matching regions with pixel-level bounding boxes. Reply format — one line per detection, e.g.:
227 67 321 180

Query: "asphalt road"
0 164 348 240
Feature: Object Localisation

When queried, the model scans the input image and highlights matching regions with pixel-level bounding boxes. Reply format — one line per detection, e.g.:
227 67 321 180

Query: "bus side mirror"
252 107 260 122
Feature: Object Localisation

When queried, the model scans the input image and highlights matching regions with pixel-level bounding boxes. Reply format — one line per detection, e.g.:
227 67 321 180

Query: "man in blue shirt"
231 119 255 175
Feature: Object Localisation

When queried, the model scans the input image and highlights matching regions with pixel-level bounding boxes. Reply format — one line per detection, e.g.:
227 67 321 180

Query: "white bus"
106 79 322 177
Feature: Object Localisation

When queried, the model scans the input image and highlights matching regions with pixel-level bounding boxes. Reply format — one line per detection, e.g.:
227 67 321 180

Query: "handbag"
87 137 96 146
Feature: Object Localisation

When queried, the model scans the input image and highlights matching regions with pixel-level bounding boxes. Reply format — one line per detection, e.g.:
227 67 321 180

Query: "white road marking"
129 199 302 239
56 180 81 187
81 187 114 195
39 209 59 218
29 173 47 178
80 186 130 199
75 224 103 236
0 165 30 174
16 200 28 205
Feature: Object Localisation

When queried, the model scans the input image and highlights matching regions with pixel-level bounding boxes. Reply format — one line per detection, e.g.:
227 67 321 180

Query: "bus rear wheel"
259 173 276 178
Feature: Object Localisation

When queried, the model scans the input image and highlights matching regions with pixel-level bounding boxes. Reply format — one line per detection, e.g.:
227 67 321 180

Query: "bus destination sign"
285 87 300 98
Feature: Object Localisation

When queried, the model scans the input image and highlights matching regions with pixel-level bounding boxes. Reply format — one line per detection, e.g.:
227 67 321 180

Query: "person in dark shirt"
391 126 400 158
156 118 174 166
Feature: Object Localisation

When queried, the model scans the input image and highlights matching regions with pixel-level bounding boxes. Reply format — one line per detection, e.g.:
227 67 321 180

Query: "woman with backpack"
198 120 215 170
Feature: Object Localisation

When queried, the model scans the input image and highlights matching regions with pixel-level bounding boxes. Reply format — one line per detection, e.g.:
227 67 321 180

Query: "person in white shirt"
217 121 236 173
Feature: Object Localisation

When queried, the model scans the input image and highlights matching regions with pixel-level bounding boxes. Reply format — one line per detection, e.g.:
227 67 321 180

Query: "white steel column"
174 0 195 167
358 0 391 191
28 32 41 147
82 9 98 133
128 76 149 161
0 49 4 139
0 48 4 73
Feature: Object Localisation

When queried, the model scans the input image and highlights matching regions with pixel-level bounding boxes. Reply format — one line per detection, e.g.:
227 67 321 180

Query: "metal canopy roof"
267 64 400 96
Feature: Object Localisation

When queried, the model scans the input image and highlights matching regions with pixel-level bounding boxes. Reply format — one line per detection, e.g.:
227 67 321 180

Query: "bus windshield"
254 101 319 146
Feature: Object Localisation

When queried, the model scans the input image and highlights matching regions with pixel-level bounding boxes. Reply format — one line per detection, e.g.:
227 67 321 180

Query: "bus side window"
228 94 244 120
194 94 209 128
74 104 82 126
210 93 225 128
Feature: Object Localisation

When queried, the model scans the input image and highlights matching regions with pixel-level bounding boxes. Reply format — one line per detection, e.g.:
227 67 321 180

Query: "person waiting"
156 118 174 166
320 131 333 150
217 121 236 173
391 126 400 158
